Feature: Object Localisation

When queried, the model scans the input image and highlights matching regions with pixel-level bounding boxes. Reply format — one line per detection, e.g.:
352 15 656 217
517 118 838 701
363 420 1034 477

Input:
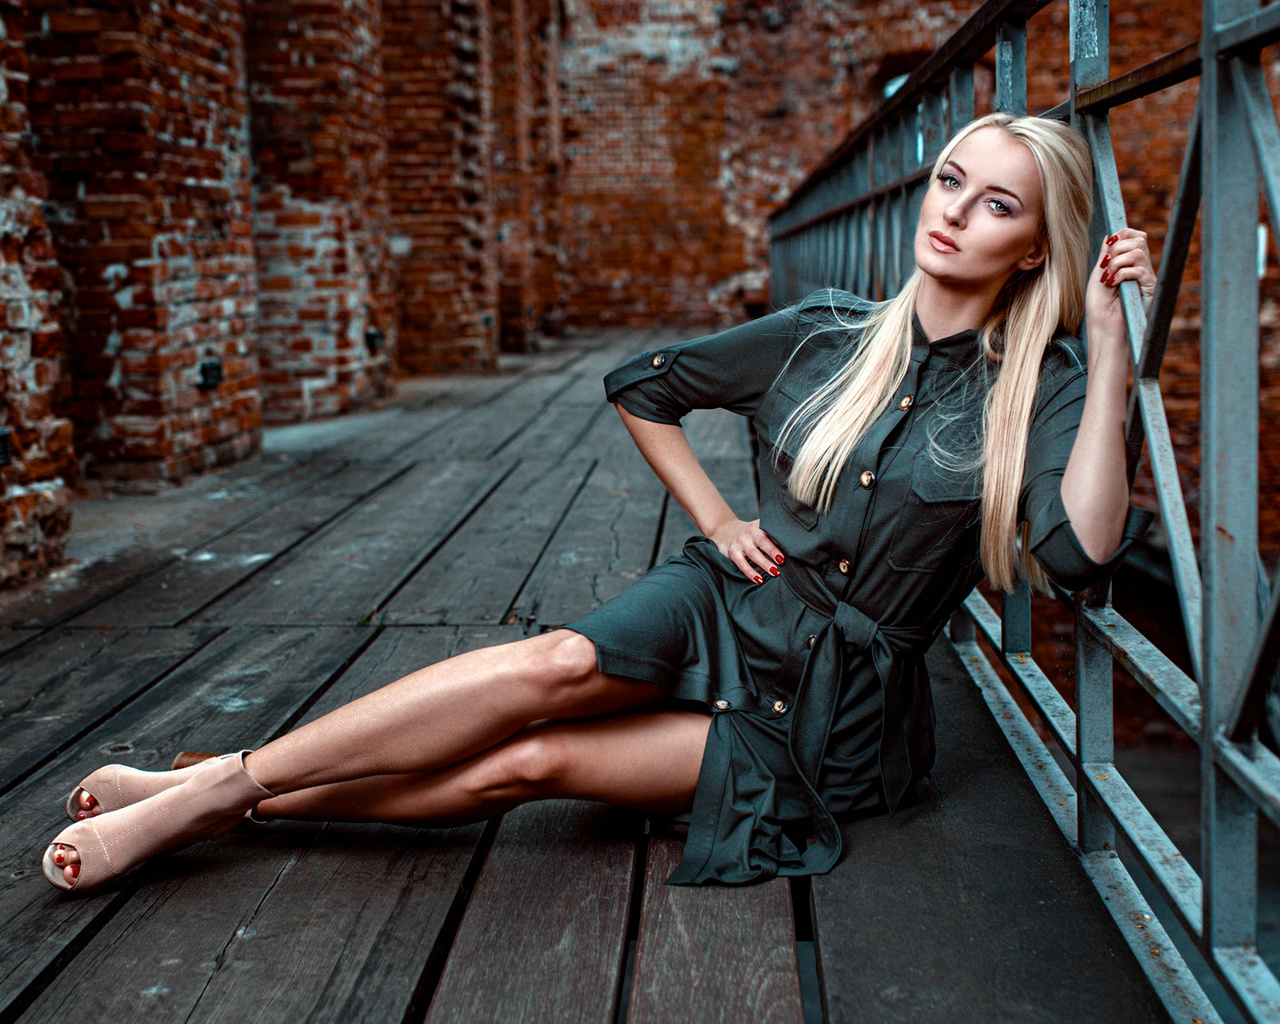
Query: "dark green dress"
566 289 1149 886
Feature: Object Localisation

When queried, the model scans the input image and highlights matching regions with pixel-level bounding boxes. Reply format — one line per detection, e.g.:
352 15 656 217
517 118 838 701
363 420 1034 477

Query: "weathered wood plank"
507 444 668 628
811 641 1170 1024
0 630 38 656
196 460 512 626
16 626 517 1024
0 626 219 791
488 332 649 462
275 378 513 464
0 625 371 1015
394 374 579 464
627 834 804 1024
425 800 637 1024
0 455 349 629
71 463 405 628
654 454 759 566
384 458 596 626
681 405 754 459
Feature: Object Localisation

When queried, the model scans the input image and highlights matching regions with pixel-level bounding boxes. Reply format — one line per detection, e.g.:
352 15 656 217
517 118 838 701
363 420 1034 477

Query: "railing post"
1069 0 1109 92
994 20 1027 116
1200 0 1262 959
1068 0 1120 863
1076 592 1117 855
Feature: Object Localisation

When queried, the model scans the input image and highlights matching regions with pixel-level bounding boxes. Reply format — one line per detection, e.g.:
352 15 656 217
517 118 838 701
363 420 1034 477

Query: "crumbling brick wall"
0 0 74 586
247 0 397 422
493 0 536 351
385 0 499 372
26 0 261 485
556 0 971 328
529 0 565 336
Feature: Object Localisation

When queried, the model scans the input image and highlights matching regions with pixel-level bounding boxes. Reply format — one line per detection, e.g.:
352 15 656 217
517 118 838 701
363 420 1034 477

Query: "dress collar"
910 313 983 367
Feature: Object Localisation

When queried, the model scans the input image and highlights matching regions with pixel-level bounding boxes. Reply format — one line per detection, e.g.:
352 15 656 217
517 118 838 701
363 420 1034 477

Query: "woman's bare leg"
243 629 657 795
52 711 710 883
257 709 713 823
49 630 665 885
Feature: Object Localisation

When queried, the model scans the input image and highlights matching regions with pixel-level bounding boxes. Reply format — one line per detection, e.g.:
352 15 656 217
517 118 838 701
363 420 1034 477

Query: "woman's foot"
65 758 219 821
42 751 274 893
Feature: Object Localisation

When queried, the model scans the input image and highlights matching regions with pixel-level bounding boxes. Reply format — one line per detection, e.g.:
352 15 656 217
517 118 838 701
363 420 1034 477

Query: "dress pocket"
887 455 981 573
756 386 821 531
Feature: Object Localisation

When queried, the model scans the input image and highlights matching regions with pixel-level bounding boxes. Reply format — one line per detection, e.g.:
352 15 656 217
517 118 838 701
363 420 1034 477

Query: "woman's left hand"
1084 227 1156 347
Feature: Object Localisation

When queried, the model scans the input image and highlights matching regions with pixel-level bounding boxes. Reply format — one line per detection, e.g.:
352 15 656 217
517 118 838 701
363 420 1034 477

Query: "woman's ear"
1016 241 1047 271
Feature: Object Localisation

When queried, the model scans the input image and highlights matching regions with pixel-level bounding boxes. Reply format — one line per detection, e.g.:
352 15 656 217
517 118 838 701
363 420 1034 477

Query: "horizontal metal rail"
769 1 1280 1021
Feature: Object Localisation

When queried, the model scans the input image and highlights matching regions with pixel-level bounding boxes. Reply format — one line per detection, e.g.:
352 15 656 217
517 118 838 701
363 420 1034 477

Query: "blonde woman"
44 113 1154 891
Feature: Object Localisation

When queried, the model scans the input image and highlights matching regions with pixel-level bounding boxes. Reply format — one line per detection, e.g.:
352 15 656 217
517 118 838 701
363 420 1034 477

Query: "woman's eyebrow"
944 159 1024 206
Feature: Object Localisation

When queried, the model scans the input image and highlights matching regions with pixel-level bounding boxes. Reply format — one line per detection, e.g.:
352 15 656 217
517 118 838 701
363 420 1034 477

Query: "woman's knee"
474 731 571 801
526 630 600 693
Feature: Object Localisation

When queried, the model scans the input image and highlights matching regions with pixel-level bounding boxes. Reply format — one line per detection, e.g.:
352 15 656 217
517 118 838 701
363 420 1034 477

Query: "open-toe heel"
64 757 219 821
42 750 274 894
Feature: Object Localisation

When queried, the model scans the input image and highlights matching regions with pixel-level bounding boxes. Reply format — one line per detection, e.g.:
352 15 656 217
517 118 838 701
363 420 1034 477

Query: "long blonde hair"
777 114 1093 592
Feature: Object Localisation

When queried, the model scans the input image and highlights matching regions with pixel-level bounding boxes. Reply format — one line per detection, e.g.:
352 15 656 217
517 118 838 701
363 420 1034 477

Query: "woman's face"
913 127 1046 295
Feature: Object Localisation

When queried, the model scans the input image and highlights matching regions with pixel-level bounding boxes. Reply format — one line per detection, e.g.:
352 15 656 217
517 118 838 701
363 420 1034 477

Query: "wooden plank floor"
0 331 1170 1023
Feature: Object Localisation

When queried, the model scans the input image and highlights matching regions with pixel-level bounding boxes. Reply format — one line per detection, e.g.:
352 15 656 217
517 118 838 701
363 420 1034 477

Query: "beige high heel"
64 757 218 820
42 750 274 893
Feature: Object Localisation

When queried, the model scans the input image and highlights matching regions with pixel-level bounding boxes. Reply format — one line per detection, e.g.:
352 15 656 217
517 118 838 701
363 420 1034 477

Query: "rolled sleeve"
1021 337 1152 591
604 307 802 424
603 289 874 425
1030 490 1153 592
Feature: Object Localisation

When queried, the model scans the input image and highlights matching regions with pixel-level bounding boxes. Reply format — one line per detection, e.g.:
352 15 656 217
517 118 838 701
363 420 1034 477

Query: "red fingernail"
77 811 87 820
775 554 785 565
769 566 780 577
53 850 65 865
1100 254 1110 268
1107 233 1118 245
753 574 764 585
69 865 79 878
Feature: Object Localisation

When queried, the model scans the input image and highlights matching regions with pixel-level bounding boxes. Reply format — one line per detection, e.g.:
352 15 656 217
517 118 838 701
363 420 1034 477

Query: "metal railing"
768 2 1280 1021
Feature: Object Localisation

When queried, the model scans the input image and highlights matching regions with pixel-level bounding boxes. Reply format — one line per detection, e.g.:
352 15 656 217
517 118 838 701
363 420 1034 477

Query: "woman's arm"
617 406 785 584
1059 228 1155 561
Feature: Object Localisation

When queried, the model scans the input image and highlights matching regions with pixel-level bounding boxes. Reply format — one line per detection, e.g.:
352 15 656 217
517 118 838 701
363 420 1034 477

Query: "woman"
43 113 1154 891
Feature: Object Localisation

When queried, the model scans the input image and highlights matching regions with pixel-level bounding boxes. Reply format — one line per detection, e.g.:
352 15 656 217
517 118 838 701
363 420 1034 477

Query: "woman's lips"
928 230 959 253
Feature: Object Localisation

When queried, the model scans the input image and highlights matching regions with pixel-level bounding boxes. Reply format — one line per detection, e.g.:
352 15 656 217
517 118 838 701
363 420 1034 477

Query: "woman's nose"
944 200 965 226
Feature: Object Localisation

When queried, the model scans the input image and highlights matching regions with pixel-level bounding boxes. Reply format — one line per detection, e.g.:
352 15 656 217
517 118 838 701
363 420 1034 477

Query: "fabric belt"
780 563 938 874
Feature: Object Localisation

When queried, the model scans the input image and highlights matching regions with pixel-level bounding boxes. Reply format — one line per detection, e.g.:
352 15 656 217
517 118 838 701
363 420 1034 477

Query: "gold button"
859 470 875 488
772 699 789 715
837 559 850 574
651 353 666 368
807 635 816 648
899 395 914 411
713 698 731 710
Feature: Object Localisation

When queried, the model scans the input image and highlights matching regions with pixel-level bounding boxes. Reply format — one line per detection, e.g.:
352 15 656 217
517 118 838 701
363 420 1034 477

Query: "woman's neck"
913 277 1000 342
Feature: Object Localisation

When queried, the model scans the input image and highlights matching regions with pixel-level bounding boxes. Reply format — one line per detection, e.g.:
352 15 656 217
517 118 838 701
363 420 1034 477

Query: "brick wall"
529 0 565 336
247 0 396 422
557 0 971 328
493 0 535 351
26 0 261 486
385 0 499 372
0 0 73 587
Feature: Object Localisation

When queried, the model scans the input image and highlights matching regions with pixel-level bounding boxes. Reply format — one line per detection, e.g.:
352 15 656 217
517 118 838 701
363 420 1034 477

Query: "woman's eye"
985 197 1010 215
937 172 960 189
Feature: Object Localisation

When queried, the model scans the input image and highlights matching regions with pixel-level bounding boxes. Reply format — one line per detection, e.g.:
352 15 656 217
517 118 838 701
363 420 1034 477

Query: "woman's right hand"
708 517 785 584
